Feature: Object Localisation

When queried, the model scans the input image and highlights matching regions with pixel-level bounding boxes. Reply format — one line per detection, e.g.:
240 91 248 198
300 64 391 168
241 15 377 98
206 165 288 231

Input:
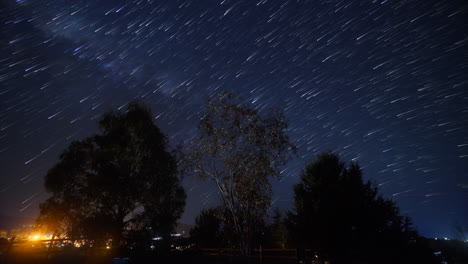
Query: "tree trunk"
214 179 249 255
46 231 57 260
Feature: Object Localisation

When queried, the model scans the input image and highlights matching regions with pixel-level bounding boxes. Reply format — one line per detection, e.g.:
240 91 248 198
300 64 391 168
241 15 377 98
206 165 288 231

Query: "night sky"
1 0 467 238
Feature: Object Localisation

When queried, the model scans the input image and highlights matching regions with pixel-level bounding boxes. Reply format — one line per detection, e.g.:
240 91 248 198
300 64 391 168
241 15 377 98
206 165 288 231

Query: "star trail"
0 0 467 238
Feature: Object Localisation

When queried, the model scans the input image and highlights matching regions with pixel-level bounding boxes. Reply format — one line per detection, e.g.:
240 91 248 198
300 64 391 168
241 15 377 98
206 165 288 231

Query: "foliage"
287 152 435 263
265 208 288 249
189 207 224 248
186 91 296 255
37 102 186 248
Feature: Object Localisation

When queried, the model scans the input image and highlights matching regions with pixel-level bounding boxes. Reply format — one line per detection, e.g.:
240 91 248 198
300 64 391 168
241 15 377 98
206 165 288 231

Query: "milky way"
0 0 467 237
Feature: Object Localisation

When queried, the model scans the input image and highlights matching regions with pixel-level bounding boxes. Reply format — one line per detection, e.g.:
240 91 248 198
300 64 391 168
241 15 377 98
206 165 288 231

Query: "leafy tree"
37 102 186 248
287 152 435 264
267 208 288 249
186 91 296 255
190 208 224 248
262 208 289 249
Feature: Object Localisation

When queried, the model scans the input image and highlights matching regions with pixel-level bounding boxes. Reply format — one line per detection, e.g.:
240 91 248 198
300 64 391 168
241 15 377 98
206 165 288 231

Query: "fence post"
259 245 263 264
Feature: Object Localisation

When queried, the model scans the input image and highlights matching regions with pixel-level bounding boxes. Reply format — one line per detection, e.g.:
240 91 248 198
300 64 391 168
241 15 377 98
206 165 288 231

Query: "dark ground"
1 253 296 264
2 239 468 264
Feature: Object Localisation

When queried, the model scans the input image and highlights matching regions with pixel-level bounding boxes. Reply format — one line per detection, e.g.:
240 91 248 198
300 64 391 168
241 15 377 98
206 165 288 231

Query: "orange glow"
29 233 51 241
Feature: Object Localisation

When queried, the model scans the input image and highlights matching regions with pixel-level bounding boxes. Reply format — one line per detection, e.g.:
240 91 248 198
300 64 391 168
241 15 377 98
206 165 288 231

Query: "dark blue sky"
0 0 467 238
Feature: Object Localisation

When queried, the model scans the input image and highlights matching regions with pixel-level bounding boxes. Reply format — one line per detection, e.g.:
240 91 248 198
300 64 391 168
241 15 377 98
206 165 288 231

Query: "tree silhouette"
263 208 288 249
186 91 296 255
190 207 224 248
287 152 435 264
37 102 186 249
452 221 468 242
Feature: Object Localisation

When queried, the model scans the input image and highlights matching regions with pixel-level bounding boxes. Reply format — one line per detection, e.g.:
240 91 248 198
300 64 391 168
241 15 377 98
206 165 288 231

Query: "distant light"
30 234 40 241
152 236 162 240
106 246 110 249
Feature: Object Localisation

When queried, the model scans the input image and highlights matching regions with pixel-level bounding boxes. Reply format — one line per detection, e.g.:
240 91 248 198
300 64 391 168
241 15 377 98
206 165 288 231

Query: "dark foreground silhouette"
5 96 463 264
4 240 465 264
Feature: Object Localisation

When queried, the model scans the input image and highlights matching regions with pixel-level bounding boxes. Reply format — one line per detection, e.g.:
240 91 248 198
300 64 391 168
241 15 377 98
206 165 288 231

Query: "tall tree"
186 91 295 255
287 152 432 264
37 102 186 248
